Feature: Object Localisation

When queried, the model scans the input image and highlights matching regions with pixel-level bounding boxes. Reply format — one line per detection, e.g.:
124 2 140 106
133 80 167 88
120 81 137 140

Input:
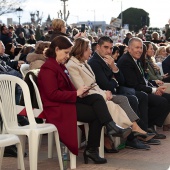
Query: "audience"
1 22 170 165
117 37 170 137
37 35 131 164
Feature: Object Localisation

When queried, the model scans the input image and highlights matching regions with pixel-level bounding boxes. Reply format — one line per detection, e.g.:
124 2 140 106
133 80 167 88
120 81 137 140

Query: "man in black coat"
117 37 170 138
0 40 24 70
0 25 12 46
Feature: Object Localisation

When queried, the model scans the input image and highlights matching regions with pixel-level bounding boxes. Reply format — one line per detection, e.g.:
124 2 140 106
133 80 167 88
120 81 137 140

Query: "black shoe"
105 121 132 138
126 138 150 150
83 147 107 164
144 139 161 145
104 146 119 153
147 126 166 139
133 132 155 141
4 145 27 157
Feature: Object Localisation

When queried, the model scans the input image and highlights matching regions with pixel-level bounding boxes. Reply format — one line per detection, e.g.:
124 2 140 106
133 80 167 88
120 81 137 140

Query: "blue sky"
1 0 170 28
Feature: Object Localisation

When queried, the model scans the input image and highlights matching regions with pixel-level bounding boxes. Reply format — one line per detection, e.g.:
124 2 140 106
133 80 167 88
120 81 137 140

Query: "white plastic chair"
20 64 30 79
0 134 25 170
0 75 63 170
28 74 104 169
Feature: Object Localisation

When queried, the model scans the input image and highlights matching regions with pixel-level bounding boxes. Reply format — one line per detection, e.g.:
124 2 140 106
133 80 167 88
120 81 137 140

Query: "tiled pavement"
1 127 170 170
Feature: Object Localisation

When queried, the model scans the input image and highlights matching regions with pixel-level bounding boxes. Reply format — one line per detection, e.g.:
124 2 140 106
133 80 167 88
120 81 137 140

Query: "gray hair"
128 37 143 47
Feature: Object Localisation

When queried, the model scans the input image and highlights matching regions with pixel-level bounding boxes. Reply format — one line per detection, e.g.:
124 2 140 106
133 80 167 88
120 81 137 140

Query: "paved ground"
1 127 170 170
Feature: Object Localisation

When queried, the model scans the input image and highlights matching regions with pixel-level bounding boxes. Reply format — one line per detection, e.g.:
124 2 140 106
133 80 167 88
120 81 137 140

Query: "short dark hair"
97 36 113 46
1 25 6 32
45 36 73 58
112 46 120 55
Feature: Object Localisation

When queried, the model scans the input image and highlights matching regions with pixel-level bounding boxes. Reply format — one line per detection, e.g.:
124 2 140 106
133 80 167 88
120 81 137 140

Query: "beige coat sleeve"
66 60 107 100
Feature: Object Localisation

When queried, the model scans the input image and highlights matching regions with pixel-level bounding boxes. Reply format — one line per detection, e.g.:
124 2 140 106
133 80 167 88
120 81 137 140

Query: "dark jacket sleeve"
88 58 117 94
6 60 18 70
162 56 170 75
20 72 39 108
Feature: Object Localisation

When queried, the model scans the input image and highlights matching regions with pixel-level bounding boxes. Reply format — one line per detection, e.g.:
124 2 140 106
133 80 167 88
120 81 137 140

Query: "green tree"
0 0 26 16
118 7 150 32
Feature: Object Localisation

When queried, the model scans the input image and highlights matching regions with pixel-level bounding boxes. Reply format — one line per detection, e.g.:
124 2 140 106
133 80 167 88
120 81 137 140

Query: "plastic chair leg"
77 127 82 148
99 127 104 158
28 132 39 170
0 147 4 170
38 134 42 157
48 132 54 158
16 143 25 170
18 135 26 156
69 151 76 169
54 131 63 170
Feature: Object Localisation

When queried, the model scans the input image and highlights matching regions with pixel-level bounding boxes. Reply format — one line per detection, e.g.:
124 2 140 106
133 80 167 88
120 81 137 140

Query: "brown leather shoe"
163 124 170 131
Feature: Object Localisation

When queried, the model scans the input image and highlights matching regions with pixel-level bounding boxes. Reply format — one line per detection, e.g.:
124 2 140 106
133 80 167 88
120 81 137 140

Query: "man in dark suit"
88 36 155 150
117 37 170 140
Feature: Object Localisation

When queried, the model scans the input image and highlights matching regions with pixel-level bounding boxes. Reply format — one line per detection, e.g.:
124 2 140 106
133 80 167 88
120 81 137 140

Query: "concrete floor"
1 127 170 170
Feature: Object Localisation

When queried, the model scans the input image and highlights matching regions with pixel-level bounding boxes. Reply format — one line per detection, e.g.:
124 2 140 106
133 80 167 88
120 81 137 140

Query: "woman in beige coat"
66 38 155 148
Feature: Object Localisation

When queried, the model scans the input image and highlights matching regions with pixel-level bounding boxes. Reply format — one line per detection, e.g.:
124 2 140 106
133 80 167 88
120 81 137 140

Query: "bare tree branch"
0 0 26 16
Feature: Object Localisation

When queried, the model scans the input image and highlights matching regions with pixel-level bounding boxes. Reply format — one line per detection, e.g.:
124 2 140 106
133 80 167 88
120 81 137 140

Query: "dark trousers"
148 93 170 127
76 94 112 148
123 95 138 141
135 91 149 131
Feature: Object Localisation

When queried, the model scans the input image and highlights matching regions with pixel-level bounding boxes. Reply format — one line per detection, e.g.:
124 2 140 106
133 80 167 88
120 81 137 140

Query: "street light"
120 0 123 28
112 0 123 28
16 7 23 25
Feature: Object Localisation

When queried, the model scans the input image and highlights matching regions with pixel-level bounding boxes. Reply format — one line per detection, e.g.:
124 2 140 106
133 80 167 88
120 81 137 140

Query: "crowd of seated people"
1 20 170 167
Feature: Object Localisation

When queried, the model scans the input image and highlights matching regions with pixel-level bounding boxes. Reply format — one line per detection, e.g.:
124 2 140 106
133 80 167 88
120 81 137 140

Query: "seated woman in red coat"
37 35 131 164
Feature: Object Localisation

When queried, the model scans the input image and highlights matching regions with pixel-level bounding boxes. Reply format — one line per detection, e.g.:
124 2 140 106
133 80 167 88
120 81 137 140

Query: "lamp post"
16 7 23 25
112 0 123 28
60 0 70 22
120 0 123 28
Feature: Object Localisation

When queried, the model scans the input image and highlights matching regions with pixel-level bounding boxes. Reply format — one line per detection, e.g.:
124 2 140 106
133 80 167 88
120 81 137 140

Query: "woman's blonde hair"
70 37 90 61
151 32 159 40
155 46 166 56
166 45 170 54
52 18 65 32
